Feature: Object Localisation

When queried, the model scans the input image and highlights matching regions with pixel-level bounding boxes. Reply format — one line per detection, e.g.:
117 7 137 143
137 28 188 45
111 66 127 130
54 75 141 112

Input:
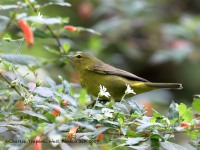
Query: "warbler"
66 52 182 101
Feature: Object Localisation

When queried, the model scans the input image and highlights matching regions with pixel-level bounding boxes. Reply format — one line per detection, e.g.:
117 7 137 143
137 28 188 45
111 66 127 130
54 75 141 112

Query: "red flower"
18 20 34 47
64 25 77 32
34 136 42 150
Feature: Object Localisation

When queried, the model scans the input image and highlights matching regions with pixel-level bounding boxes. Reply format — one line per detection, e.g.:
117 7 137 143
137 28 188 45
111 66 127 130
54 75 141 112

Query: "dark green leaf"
34 28 49 38
150 135 160 150
44 112 56 122
21 110 48 121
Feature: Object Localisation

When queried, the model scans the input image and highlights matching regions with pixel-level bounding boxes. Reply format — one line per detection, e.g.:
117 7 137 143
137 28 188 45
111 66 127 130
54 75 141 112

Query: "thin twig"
0 73 22 97
0 11 17 39
25 0 65 53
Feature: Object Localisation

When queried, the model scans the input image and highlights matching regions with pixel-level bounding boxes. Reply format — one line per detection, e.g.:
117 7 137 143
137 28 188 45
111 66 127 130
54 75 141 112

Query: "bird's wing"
88 63 149 82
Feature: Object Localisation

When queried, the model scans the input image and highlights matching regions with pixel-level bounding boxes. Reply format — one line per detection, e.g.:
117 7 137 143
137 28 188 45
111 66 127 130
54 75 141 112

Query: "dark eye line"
76 55 82 58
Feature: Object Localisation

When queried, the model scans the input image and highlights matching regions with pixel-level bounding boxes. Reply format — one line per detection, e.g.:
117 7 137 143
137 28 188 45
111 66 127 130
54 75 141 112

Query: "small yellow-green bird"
66 52 182 101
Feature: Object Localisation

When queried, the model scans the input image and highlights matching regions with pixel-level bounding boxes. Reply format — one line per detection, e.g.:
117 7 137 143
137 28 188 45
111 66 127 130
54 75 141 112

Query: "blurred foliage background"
1 0 200 102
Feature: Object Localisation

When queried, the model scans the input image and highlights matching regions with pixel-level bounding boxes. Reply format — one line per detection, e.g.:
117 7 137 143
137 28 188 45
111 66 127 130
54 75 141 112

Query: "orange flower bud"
18 19 34 47
64 25 77 32
34 136 42 150
180 122 191 128
96 126 104 141
68 126 78 140
0 69 6 73
16 101 25 111
62 100 68 106
52 108 60 117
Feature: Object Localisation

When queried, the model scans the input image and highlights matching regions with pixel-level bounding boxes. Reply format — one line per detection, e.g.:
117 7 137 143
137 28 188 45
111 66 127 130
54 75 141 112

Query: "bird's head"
65 52 101 72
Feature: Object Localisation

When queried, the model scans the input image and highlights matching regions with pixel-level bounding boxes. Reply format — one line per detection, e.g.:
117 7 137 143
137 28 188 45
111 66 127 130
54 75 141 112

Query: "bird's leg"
92 96 100 109
121 93 126 102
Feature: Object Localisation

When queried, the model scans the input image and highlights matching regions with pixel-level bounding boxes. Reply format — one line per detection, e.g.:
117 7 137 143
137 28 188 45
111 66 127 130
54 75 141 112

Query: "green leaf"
192 98 200 113
0 54 40 66
160 141 187 150
46 77 56 88
0 4 19 10
34 87 54 97
170 118 178 125
150 117 156 123
21 110 48 121
126 137 146 145
44 112 56 122
45 47 60 55
186 130 199 139
121 126 128 135
78 89 88 107
93 127 108 137
118 113 124 125
178 103 187 116
0 114 5 119
7 125 31 134
118 117 123 125
42 2 71 7
126 130 136 137
153 111 163 119
150 135 160 150
24 16 66 24
63 43 70 53
34 29 49 38
182 109 193 122
0 127 8 133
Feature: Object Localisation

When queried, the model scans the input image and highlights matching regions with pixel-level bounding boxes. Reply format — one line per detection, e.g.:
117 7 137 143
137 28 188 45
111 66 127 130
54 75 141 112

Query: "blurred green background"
1 0 200 103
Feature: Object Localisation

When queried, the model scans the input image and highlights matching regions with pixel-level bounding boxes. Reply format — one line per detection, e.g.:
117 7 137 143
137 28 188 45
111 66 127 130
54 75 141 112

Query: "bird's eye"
76 54 82 59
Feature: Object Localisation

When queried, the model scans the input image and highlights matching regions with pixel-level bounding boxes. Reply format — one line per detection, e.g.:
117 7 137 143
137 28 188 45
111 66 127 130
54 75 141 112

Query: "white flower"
38 12 43 19
125 84 136 95
102 108 114 118
98 85 111 98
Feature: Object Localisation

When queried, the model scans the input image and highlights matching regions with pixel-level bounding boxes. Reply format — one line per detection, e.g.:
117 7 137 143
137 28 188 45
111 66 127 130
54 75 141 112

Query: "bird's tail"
146 82 183 90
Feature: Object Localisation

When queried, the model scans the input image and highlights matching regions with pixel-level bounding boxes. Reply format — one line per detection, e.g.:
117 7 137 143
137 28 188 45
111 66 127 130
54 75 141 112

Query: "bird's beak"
63 55 73 60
